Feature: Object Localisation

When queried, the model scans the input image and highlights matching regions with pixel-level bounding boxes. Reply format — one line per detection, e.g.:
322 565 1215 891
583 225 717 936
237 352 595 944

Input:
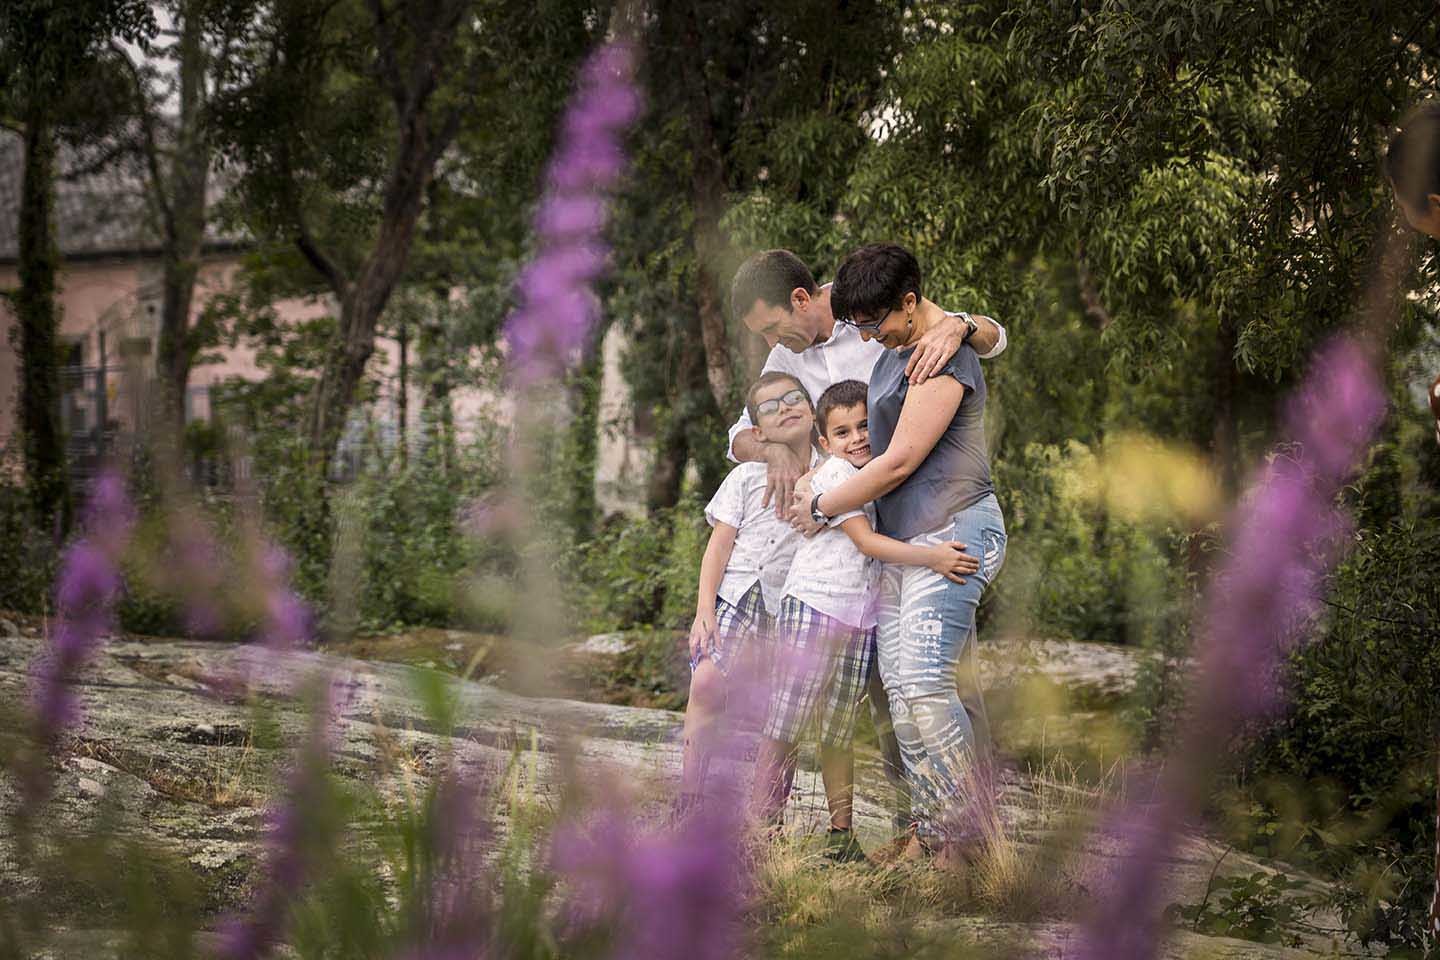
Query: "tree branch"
109 40 176 242
278 138 347 297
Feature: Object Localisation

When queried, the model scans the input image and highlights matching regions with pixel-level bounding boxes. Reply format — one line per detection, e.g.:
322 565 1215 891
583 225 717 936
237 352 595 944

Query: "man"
726 249 1007 517
725 247 1007 849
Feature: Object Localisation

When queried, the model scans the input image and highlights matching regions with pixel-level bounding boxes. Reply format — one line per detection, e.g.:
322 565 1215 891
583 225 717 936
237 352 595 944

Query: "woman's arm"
690 523 738 659
811 375 966 519
836 517 978 583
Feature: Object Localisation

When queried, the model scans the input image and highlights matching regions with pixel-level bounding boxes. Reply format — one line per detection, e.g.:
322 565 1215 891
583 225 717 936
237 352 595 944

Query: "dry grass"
747 750 1123 958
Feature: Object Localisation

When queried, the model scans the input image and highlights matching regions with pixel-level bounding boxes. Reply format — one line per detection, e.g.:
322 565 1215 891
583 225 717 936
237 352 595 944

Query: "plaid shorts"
691 583 771 679
762 596 875 749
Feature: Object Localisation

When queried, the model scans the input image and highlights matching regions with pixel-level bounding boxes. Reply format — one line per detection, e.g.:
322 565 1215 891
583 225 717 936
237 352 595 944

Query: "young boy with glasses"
680 372 821 813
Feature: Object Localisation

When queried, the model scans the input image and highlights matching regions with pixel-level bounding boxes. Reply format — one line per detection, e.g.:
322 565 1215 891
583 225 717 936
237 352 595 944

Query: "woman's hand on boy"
925 541 980 583
689 609 717 662
788 475 824 537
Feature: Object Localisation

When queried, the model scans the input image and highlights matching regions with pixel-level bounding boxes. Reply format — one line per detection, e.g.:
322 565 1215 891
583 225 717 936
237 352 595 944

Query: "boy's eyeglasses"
755 388 809 418
837 308 892 333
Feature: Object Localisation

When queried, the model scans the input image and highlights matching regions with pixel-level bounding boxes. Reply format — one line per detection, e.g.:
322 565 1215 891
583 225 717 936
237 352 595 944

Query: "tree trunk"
1213 310 1239 498
304 103 456 466
16 104 70 530
155 6 210 442
674 2 734 412
396 316 409 468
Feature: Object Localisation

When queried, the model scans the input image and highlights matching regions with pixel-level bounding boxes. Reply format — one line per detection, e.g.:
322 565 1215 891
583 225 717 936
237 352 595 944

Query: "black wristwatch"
958 311 978 344
810 493 829 525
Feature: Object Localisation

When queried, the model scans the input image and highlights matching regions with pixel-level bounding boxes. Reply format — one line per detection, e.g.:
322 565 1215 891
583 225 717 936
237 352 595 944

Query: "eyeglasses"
838 308 892 332
755 388 809 418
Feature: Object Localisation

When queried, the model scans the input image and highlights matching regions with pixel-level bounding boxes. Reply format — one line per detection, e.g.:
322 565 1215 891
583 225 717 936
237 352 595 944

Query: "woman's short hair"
730 250 817 321
831 244 923 326
1385 101 1440 210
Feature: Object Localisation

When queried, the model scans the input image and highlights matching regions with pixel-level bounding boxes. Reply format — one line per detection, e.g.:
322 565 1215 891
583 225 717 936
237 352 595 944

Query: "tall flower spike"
214 679 340 960
503 40 641 384
1072 337 1387 960
26 471 135 772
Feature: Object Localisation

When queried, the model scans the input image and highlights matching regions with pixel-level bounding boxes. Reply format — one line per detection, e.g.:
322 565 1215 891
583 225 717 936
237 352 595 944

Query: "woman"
793 243 1005 866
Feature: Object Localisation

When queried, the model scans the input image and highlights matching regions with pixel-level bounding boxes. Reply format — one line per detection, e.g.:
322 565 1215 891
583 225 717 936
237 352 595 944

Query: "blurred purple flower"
552 802 746 960
214 680 339 960
27 472 134 757
503 40 641 384
254 544 312 652
396 764 495 958
1073 338 1386 959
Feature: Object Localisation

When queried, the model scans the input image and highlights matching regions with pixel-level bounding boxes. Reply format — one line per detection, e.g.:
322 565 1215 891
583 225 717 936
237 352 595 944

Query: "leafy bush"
0 469 58 615
1237 520 1440 950
572 494 707 634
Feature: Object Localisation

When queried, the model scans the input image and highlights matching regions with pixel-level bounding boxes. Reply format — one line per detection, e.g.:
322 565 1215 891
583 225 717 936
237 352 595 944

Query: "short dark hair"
730 250 817 321
816 380 868 436
830 243 923 326
745 371 811 424
1386 101 1440 210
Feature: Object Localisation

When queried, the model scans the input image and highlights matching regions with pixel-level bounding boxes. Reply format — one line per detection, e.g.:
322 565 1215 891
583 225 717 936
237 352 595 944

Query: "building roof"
0 130 244 264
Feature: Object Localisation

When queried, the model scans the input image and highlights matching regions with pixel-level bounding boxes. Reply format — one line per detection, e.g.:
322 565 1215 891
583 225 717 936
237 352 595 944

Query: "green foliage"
0 466 57 615
1236 520 1440 949
1166 869 1309 947
573 494 708 634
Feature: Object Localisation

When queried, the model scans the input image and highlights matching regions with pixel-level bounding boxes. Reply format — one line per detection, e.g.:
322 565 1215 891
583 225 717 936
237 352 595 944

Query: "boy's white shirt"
704 448 824 615
725 287 1008 461
781 456 880 629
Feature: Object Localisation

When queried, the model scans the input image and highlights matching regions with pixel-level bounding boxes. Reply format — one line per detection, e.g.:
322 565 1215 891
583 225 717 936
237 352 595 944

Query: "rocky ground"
0 618 1371 957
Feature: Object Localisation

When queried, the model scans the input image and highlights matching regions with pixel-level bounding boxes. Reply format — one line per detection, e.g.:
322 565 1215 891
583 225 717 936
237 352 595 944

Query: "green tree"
0 0 155 528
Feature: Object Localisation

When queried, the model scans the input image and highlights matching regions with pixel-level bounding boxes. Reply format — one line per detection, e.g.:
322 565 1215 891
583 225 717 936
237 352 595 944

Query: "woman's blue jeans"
875 493 1006 842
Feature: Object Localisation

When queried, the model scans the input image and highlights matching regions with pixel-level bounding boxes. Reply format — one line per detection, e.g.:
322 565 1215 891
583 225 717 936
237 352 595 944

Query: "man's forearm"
731 429 771 464
969 315 1001 357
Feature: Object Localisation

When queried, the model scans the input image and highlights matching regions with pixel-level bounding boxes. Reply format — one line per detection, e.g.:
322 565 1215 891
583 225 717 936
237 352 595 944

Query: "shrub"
1238 520 1440 950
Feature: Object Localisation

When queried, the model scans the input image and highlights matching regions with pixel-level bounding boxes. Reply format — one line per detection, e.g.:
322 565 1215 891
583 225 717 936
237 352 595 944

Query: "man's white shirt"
726 298 1007 461
704 449 824 615
781 456 881 629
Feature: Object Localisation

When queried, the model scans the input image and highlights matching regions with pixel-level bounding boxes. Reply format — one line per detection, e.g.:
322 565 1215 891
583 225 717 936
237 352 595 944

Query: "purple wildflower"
1072 338 1387 959
552 800 746 960
214 680 339 960
254 544 312 652
395 764 495 958
503 40 641 384
27 471 134 755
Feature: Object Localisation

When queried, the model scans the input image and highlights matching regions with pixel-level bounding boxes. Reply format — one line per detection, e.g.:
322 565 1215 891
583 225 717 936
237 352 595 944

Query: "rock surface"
0 627 1365 957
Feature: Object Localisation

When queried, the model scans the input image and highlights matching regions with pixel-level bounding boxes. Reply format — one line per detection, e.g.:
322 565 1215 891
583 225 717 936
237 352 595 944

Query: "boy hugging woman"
679 371 977 862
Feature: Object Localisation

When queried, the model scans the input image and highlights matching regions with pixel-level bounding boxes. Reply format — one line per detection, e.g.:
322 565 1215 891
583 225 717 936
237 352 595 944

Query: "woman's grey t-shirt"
866 343 992 540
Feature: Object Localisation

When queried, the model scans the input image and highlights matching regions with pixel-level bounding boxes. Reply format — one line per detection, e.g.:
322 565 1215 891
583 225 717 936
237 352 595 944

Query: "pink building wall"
0 252 503 466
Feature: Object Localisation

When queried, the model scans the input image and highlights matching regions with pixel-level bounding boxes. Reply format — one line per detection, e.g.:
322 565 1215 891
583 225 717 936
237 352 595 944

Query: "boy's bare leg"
819 745 854 830
750 737 796 826
680 660 727 799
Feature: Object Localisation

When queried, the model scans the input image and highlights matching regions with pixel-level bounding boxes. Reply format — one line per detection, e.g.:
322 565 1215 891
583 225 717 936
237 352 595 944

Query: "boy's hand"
924 541 980 583
689 608 717 662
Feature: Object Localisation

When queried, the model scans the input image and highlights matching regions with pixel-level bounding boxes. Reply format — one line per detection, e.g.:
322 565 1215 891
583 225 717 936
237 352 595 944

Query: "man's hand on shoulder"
761 443 807 519
906 313 968 385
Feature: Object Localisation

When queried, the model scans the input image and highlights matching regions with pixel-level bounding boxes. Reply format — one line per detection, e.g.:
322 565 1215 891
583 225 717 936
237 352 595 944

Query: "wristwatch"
958 311 978 344
810 493 829 525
